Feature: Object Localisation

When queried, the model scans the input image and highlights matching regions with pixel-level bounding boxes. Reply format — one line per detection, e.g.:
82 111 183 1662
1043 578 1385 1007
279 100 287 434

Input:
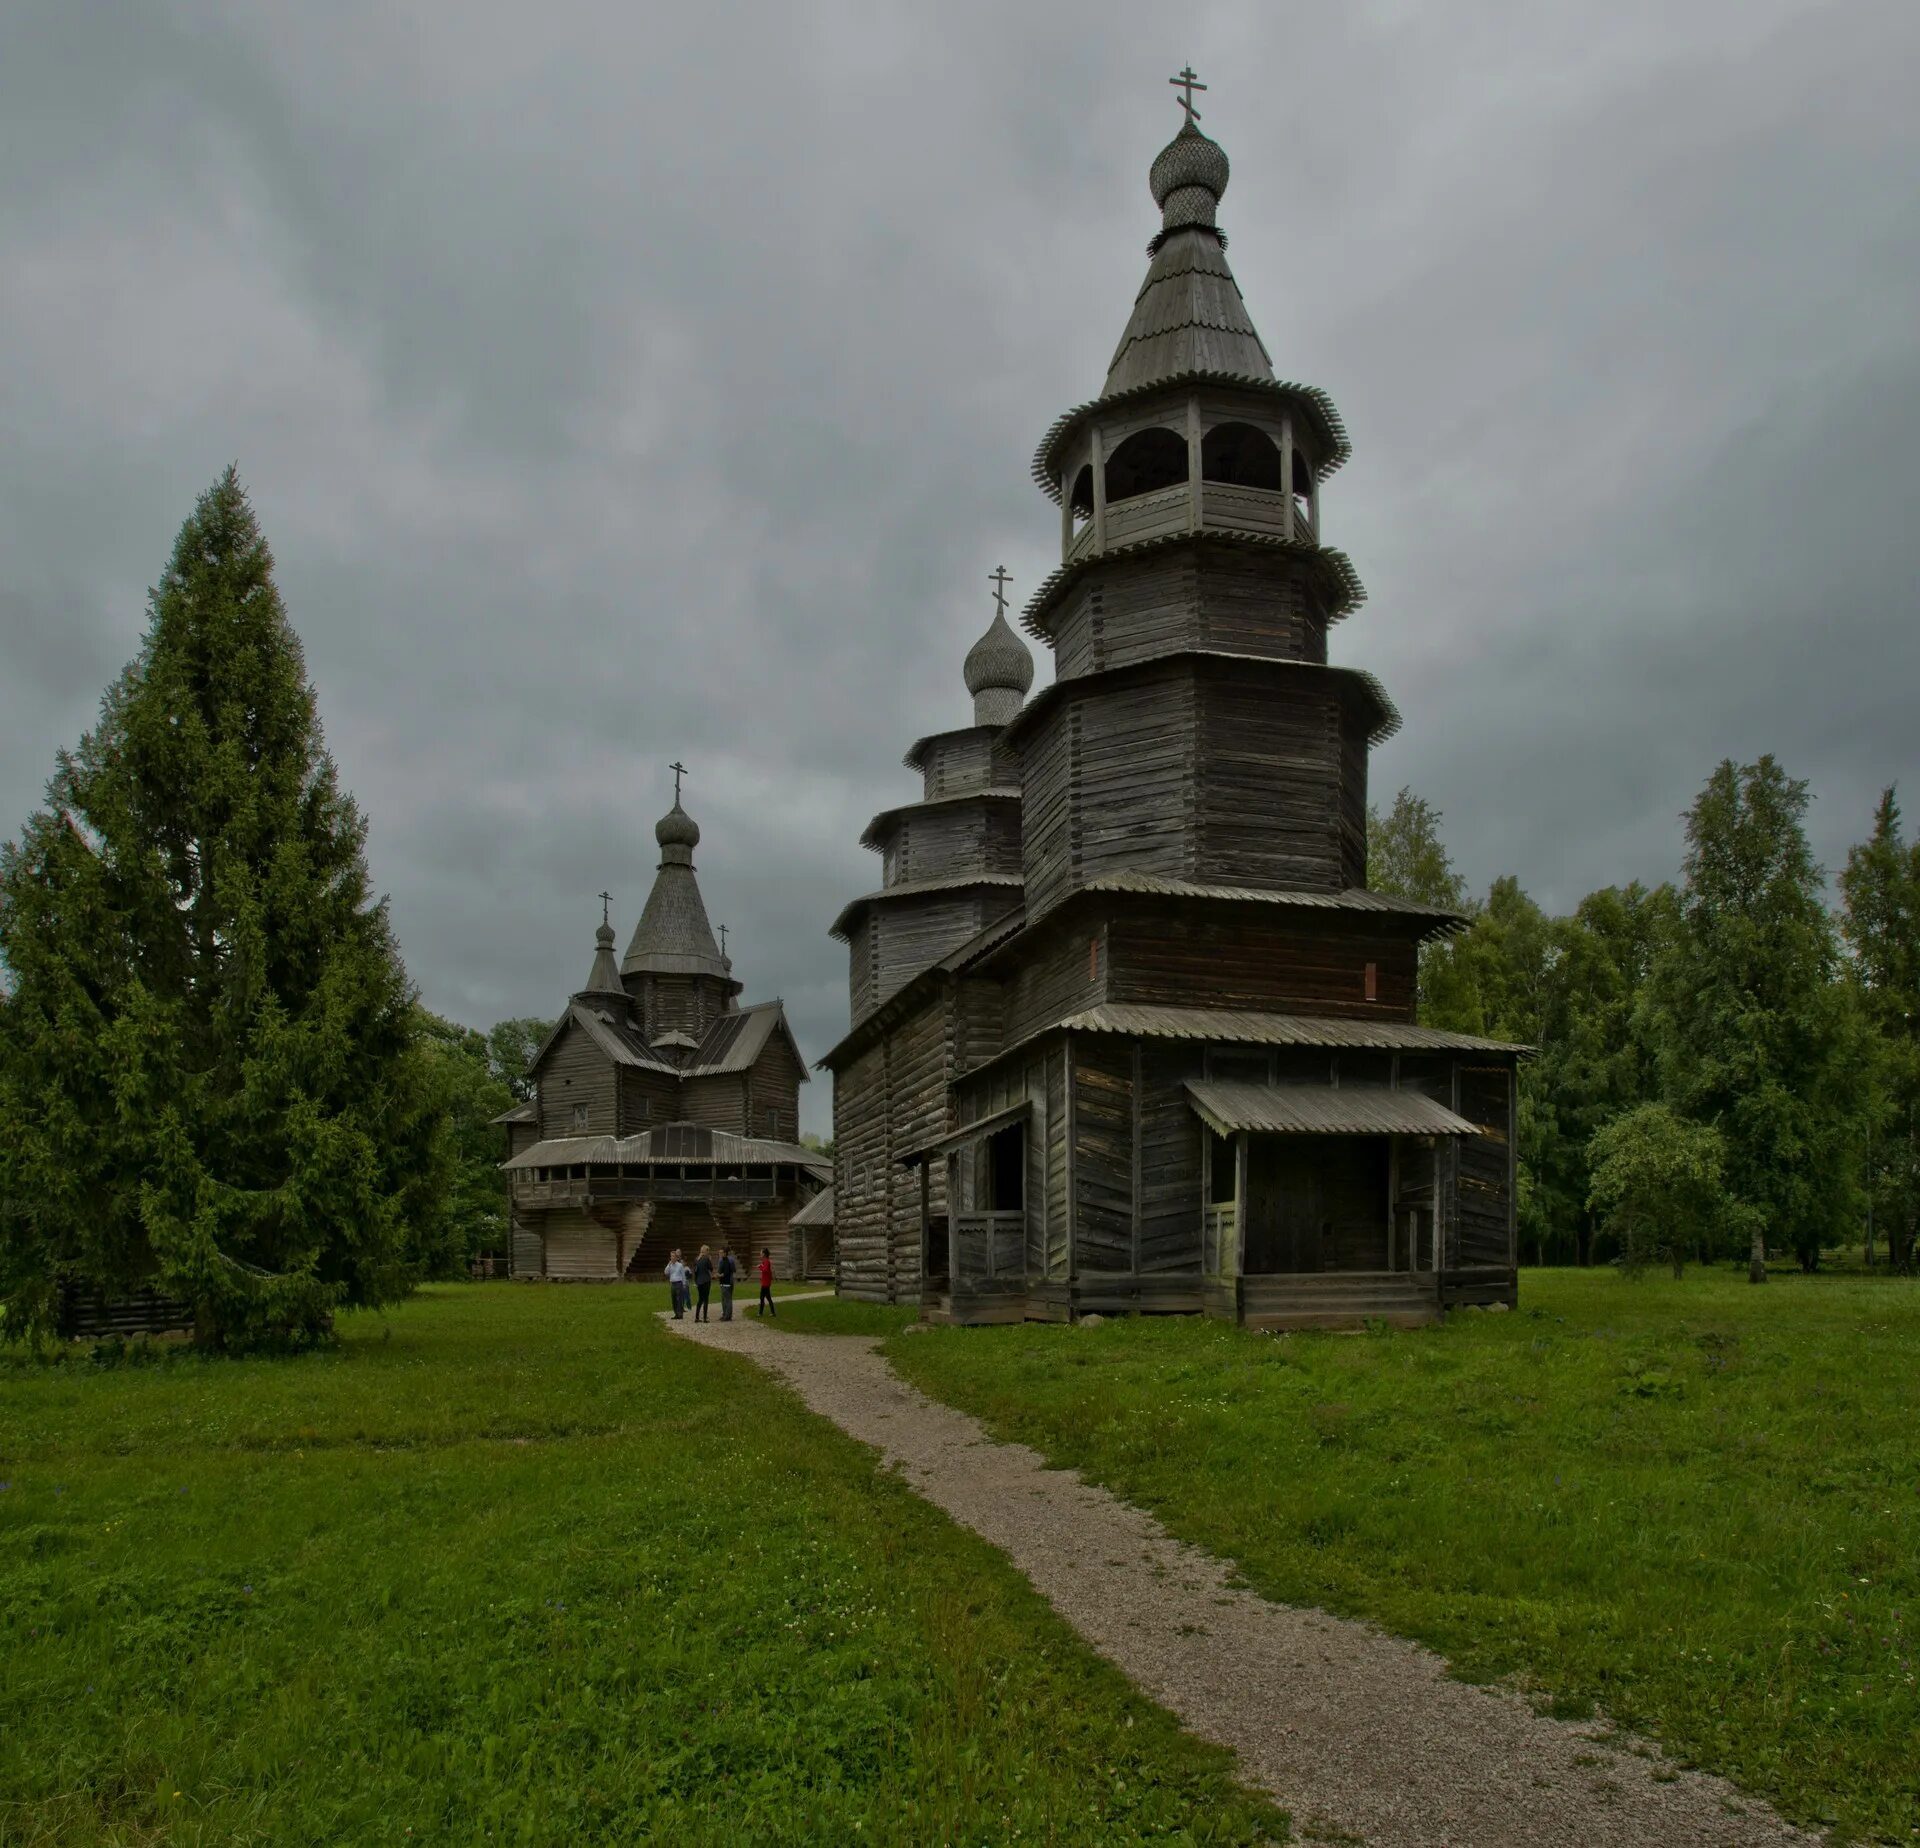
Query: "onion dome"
1150 116 1230 239
1101 101 1271 397
655 801 700 855
964 607 1035 727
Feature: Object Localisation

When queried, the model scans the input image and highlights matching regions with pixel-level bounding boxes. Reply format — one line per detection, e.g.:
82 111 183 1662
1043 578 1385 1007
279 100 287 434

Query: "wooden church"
499 778 827 1281
822 80 1522 1329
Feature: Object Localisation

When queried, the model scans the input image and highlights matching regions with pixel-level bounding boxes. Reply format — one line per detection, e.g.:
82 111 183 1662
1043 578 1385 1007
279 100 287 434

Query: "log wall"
1050 545 1328 680
537 1022 617 1139
1106 907 1420 1020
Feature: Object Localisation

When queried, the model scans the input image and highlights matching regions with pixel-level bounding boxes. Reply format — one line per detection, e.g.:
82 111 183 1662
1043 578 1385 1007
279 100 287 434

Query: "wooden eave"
817 905 1026 1073
1021 528 1366 640
858 786 1023 853
1080 873 1465 940
898 1099 1033 1167
1000 648 1401 751
828 873 1024 944
958 1002 1529 1087
1032 371 1352 502
901 722 1004 775
1183 1078 1480 1139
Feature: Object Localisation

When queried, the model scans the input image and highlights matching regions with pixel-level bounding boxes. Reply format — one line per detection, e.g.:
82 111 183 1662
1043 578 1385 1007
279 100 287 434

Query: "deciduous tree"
1641 758 1866 1278
1587 1102 1727 1277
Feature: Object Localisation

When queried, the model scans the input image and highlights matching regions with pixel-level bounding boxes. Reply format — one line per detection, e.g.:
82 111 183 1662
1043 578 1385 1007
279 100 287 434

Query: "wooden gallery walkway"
663 1312 1813 1848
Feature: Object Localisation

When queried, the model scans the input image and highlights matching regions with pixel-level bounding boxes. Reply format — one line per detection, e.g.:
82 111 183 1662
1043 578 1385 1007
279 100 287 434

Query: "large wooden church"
821 83 1522 1328
499 781 827 1281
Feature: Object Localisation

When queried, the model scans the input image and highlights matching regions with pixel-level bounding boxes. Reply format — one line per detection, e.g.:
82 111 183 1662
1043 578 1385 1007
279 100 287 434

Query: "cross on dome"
1169 65 1207 122
669 759 688 803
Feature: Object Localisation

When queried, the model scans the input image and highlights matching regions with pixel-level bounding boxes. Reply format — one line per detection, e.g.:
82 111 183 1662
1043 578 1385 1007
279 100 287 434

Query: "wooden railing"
1063 480 1316 565
1202 1202 1240 1278
510 1176 786 1208
952 1210 1026 1281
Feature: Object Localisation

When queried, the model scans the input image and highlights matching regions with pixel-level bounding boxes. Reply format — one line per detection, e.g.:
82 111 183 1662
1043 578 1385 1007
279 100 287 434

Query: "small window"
1364 961 1378 1002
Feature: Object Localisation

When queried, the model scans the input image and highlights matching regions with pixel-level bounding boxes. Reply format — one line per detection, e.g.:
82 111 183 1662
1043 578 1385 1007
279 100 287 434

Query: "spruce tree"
1839 788 1920 1274
0 469 447 1343
1642 757 1866 1278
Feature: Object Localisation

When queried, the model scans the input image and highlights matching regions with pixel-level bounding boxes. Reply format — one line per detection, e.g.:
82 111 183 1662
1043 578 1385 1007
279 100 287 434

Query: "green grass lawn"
0 1286 1286 1847
885 1269 1920 1844
766 1297 920 1339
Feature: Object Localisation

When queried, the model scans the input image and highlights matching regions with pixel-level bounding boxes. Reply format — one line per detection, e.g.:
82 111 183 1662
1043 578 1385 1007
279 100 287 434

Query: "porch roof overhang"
898 1100 1033 1168
1183 1079 1480 1139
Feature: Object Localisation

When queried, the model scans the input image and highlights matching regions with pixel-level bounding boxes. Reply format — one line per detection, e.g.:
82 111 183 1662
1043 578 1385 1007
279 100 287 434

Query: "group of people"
664 1244 777 1322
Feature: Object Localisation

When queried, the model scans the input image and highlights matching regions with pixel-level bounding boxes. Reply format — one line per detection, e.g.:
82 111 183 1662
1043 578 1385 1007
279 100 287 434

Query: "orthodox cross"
719 924 730 959
598 890 612 929
989 565 1012 618
1169 65 1207 123
669 759 688 804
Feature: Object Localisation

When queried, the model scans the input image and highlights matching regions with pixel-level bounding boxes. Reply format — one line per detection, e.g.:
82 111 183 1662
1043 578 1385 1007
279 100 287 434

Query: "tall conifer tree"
1839 788 1920 1274
0 469 446 1342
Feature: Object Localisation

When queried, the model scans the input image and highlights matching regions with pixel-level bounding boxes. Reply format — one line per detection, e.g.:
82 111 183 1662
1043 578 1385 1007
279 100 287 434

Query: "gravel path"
666 1314 1817 1847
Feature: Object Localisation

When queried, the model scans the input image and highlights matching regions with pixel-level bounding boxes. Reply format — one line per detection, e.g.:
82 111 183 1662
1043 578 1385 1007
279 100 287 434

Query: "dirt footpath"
667 1313 1817 1848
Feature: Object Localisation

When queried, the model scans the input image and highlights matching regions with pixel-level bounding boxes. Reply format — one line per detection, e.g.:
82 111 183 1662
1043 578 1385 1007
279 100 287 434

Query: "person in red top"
756 1248 776 1318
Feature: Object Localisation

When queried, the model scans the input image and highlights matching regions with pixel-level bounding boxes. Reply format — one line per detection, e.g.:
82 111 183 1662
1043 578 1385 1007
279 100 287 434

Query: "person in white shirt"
664 1250 689 1319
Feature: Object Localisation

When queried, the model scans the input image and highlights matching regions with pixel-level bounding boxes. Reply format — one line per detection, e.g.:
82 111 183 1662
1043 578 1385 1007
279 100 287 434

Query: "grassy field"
766 1297 919 1338
0 1286 1287 1847
885 1269 1919 1843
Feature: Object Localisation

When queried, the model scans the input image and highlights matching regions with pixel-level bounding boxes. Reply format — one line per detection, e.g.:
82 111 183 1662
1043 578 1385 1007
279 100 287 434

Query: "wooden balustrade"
952 1209 1026 1281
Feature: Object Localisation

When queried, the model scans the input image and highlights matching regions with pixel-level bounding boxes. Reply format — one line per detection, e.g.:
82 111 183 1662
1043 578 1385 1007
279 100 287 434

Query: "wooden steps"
1240 1271 1440 1331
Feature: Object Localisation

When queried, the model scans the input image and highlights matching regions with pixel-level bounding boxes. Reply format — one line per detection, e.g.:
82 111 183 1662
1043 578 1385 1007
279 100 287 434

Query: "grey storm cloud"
3 0 1918 1134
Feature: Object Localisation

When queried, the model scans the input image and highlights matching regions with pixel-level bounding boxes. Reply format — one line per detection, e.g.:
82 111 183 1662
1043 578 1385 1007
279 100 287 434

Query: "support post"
1280 414 1295 542
1061 465 1074 560
1186 393 1202 531
1090 428 1107 553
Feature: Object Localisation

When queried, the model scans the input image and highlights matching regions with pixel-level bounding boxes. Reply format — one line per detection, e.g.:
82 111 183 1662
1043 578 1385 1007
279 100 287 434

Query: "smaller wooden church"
498 782 827 1280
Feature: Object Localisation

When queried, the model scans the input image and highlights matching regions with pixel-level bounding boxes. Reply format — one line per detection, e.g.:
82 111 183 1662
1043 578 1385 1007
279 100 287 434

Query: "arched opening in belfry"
1069 464 1094 527
1292 449 1316 531
1201 421 1285 491
1103 427 1189 505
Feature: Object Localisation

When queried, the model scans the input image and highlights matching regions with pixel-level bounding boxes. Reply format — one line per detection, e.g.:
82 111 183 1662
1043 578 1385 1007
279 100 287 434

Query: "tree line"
1369 768 1918 1276
4 472 1911 1347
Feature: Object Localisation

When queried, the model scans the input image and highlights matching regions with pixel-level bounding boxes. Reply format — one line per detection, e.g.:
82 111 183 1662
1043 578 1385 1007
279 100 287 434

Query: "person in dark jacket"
693 1245 714 1322
718 1246 738 1321
757 1248 776 1317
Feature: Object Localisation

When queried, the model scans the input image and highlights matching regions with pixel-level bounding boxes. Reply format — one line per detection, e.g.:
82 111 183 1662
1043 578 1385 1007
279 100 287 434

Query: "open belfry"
823 76 1522 1327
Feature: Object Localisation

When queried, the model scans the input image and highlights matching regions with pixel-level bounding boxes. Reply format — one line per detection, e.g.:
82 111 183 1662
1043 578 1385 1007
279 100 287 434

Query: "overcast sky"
4 0 1917 1134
